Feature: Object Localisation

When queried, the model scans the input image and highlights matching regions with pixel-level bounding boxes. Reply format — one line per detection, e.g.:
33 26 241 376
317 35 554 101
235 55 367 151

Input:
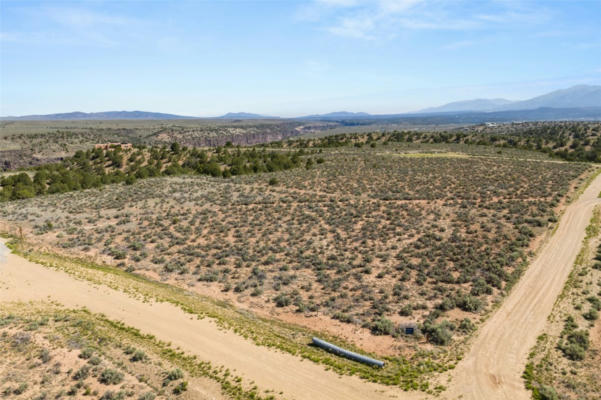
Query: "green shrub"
100 390 125 400
583 309 599 321
537 384 559 400
422 321 452 345
99 369 124 385
73 366 90 380
88 356 102 365
13 383 28 395
458 318 475 333
130 350 148 362
78 348 93 359
398 304 413 316
559 330 589 360
39 348 51 363
455 294 483 312
522 362 535 390
173 381 188 395
273 293 291 307
164 368 184 386
370 317 395 336
586 296 601 310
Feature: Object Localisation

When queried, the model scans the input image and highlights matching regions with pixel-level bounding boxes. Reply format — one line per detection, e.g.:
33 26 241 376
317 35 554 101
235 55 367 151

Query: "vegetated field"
0 302 267 400
0 141 592 356
524 206 601 400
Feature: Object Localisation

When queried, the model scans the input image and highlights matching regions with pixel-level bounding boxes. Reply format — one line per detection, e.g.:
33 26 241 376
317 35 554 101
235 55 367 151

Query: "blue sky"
1 0 600 117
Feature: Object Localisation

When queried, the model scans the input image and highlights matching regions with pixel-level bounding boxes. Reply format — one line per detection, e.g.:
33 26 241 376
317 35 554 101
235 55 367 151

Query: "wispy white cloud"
305 0 552 40
2 6 150 48
0 32 19 42
328 13 377 38
321 0 430 38
475 9 551 25
443 39 477 50
378 0 423 13
316 0 360 6
0 30 104 46
576 41 601 50
46 8 136 29
303 59 331 75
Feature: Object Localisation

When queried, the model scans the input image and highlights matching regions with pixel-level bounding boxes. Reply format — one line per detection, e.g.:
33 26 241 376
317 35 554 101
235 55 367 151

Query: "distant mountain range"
216 112 277 119
419 99 514 113
419 85 601 114
0 110 279 121
2 85 600 121
0 110 194 120
299 111 372 120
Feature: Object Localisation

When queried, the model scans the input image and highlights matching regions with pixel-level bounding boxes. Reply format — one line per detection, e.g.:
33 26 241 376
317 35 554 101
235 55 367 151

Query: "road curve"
446 170 601 400
0 239 426 400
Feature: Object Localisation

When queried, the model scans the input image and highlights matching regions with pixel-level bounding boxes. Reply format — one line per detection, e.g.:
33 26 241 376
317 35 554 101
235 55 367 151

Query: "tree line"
284 122 601 162
1 143 307 201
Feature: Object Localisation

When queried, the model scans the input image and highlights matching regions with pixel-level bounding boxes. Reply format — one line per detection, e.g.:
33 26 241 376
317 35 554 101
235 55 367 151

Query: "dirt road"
0 239 425 400
446 170 601 400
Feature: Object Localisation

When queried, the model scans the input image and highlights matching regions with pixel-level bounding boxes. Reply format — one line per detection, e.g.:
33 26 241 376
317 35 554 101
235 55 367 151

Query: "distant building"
485 122 498 127
94 143 133 150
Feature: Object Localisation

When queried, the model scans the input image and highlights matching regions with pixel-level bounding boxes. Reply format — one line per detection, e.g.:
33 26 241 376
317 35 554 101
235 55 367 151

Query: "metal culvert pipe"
311 337 385 368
